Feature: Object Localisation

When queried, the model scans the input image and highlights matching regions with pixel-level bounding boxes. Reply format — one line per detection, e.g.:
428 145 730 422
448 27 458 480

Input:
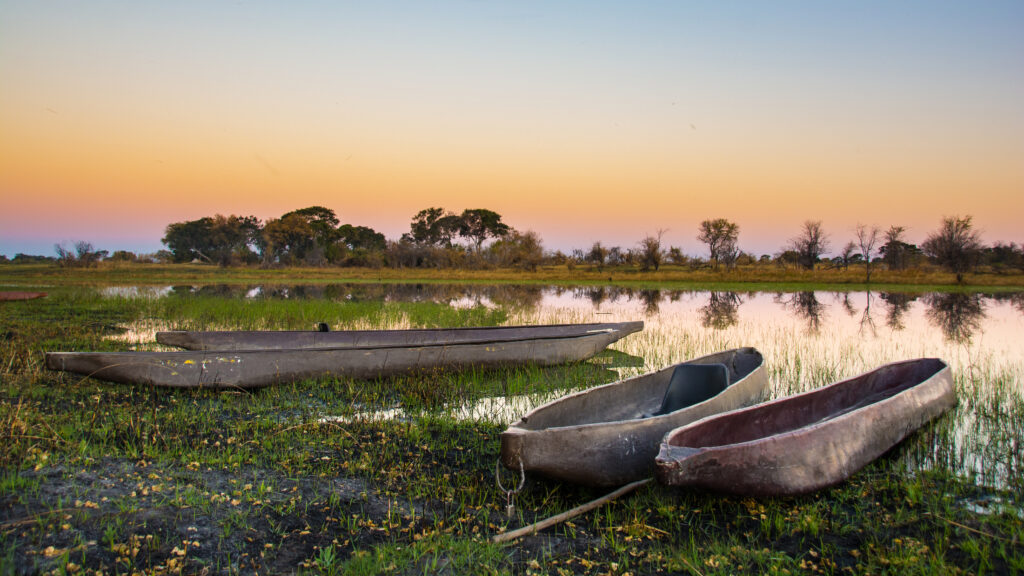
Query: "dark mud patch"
1 458 427 575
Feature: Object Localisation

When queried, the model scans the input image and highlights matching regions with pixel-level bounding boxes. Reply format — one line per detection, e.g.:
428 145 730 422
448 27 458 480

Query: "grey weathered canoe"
156 321 644 351
500 347 766 487
45 327 637 389
655 358 955 496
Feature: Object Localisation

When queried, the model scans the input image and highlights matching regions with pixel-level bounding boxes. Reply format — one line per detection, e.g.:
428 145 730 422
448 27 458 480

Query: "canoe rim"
507 347 764 434
660 357 952 452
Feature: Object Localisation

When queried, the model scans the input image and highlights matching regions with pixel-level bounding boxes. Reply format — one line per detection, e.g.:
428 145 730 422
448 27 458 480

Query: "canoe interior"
517 347 763 431
665 357 948 449
156 320 644 350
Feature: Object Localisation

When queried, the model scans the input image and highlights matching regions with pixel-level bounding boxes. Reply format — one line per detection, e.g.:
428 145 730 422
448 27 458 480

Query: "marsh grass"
1 284 1021 574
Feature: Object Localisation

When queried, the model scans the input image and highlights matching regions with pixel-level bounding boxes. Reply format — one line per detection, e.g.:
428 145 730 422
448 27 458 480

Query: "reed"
0 284 1019 574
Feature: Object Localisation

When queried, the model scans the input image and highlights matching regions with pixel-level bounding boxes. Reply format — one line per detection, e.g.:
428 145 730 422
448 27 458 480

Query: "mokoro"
156 321 644 351
0 291 47 302
45 327 636 389
500 348 767 487
655 358 956 496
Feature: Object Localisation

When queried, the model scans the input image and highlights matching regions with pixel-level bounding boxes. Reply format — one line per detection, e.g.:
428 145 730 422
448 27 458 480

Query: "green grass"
3 260 1024 292
0 284 1021 574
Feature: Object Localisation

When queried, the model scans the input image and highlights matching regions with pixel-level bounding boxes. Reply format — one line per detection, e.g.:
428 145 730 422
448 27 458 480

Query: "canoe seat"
647 363 730 417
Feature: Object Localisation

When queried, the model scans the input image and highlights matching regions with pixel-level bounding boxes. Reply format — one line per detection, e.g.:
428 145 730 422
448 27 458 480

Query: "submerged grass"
0 284 1021 574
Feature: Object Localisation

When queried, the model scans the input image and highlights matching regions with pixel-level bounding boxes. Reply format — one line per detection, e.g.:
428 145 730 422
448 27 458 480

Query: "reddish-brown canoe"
156 321 644 351
500 348 766 487
45 327 637 389
0 291 47 302
655 358 955 496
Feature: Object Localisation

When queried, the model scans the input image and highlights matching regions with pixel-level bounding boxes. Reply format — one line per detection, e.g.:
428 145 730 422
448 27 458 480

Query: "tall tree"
338 224 386 251
587 242 608 270
262 213 317 265
279 206 343 263
922 215 983 283
162 214 261 265
697 219 740 270
789 221 830 271
855 224 881 282
636 230 665 272
459 209 510 251
880 226 908 271
407 207 462 246
837 241 857 270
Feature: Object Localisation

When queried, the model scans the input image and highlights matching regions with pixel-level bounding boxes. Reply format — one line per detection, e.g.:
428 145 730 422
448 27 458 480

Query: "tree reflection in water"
835 292 858 318
774 291 825 334
638 289 662 316
924 292 986 343
877 292 918 331
859 292 877 337
700 291 743 329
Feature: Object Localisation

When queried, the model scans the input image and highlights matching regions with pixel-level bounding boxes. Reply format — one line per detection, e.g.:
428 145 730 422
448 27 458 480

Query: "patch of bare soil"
1 458 422 575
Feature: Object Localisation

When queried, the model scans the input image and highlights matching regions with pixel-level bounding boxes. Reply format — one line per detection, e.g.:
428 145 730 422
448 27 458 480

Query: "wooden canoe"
45 327 637 389
500 348 767 487
0 291 47 302
156 321 644 351
655 358 956 496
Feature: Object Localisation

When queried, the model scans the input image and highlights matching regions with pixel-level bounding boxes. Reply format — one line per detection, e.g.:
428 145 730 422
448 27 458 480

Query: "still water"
106 283 1024 489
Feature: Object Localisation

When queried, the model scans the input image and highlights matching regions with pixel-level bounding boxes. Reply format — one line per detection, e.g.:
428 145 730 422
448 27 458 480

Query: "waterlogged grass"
4 261 1024 292
1 285 1021 574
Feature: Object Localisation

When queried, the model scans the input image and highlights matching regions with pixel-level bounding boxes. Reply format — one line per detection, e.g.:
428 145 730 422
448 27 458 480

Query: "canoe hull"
0 291 46 302
46 329 631 389
655 358 956 496
157 321 644 351
501 348 767 487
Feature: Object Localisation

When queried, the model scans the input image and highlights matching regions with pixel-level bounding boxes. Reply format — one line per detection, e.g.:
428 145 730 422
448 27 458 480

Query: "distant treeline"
3 207 1023 282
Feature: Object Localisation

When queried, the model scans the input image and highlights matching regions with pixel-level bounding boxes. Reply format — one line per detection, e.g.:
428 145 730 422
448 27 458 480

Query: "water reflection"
858 292 878 337
879 292 919 331
774 291 825 334
700 291 742 330
924 292 986 343
165 283 549 309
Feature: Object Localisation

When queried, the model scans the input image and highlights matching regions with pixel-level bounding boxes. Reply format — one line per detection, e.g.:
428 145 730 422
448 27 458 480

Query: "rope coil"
496 456 526 518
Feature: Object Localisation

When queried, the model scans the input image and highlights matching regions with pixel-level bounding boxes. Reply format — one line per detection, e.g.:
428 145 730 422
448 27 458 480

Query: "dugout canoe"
45 327 636 389
655 358 955 496
156 321 644 351
0 291 47 302
500 347 766 487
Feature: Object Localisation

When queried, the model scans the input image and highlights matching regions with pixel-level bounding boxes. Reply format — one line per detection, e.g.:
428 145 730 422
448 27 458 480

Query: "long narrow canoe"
156 321 644 351
655 358 955 496
500 348 766 487
45 327 636 389
0 291 47 302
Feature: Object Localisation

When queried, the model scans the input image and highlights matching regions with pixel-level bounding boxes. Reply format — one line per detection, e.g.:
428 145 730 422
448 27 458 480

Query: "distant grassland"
3 262 1024 292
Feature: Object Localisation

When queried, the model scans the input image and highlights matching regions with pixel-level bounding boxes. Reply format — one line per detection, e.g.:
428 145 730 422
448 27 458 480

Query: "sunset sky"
2 1 1022 258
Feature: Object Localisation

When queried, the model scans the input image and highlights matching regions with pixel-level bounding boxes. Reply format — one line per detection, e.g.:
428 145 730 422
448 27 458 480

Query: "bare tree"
54 240 107 268
587 242 608 270
789 221 830 270
855 224 881 283
922 215 983 283
637 230 666 272
838 241 857 270
697 219 739 270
